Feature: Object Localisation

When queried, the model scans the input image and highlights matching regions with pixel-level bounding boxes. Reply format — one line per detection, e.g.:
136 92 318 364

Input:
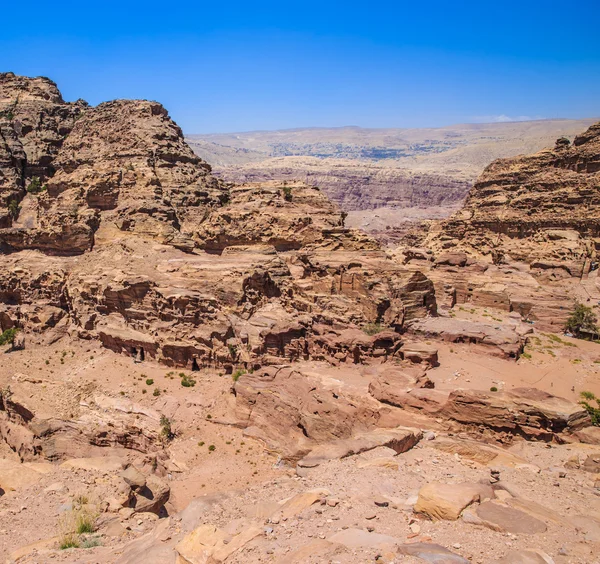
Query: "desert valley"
1 72 600 564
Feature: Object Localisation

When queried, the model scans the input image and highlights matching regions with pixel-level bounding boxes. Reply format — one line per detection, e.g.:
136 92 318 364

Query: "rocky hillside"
0 72 433 373
3 74 600 564
428 121 600 277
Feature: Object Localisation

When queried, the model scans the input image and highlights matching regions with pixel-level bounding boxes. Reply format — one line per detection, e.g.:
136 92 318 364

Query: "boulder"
120 465 146 490
398 542 469 563
494 549 555 564
414 482 494 520
132 474 170 515
462 501 547 534
441 387 589 440
298 427 421 468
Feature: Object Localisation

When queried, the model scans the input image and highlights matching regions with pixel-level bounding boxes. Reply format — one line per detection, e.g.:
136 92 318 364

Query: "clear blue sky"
2 0 599 133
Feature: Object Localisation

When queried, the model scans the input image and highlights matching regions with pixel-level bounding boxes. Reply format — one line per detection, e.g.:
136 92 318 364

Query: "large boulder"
414 482 494 520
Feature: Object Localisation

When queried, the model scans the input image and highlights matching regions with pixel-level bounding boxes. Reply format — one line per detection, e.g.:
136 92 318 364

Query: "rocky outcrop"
0 74 439 370
440 387 590 441
429 122 600 275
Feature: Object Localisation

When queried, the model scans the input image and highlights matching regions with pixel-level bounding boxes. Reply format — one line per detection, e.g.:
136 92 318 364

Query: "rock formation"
2 75 600 564
0 73 435 372
429 123 600 276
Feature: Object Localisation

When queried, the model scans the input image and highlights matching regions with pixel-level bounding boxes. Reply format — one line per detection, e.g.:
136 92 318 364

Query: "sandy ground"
2 309 600 562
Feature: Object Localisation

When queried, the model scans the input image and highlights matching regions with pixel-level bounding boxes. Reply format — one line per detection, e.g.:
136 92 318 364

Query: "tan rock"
398 542 469 563
279 488 330 519
462 501 547 534
414 482 494 520
494 549 555 563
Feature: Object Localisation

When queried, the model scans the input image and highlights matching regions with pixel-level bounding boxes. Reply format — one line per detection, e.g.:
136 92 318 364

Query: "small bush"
26 176 47 194
0 328 18 346
580 391 600 426
81 536 101 548
490 386 498 392
565 303 599 339
59 533 79 550
208 444 216 452
362 323 386 336
521 351 532 360
181 374 196 387
76 511 95 534
228 344 237 359
7 199 20 219
160 415 174 441
145 378 154 386
153 387 161 397
282 186 293 201
232 368 246 382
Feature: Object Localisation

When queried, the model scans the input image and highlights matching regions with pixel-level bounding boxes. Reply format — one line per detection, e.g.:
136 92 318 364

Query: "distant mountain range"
186 118 599 233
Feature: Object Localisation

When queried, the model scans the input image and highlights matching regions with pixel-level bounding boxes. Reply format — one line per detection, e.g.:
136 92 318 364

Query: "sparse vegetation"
228 344 237 359
75 510 95 534
282 185 293 201
208 444 216 452
153 387 161 396
521 351 532 360
160 415 174 441
7 199 20 219
0 327 18 346
362 322 387 335
145 378 154 385
181 373 196 387
565 303 599 340
580 391 600 426
59 533 80 550
490 386 498 392
232 368 246 382
81 536 101 548
26 176 47 194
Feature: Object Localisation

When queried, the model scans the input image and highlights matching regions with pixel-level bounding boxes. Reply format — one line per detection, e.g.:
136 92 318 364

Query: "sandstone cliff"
429 122 600 277
0 73 435 371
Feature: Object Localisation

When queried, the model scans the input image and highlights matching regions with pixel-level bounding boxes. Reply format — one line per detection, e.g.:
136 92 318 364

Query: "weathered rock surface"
440 387 590 441
429 122 600 276
0 74 438 373
414 482 494 520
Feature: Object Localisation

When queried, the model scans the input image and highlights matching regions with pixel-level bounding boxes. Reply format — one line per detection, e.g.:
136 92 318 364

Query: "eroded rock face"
429 122 600 274
0 74 437 370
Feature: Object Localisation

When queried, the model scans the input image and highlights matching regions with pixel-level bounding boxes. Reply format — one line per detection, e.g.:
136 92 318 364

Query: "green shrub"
153 387 161 396
160 415 174 440
181 374 196 387
59 534 79 550
145 378 154 386
282 185 293 201
232 368 246 382
208 444 216 452
7 199 20 219
565 303 599 339
580 391 600 426
228 344 237 359
75 511 95 534
490 386 498 392
26 176 47 194
0 328 18 346
81 536 101 548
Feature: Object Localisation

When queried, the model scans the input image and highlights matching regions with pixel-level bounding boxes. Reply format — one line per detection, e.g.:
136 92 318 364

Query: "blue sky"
2 0 599 132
